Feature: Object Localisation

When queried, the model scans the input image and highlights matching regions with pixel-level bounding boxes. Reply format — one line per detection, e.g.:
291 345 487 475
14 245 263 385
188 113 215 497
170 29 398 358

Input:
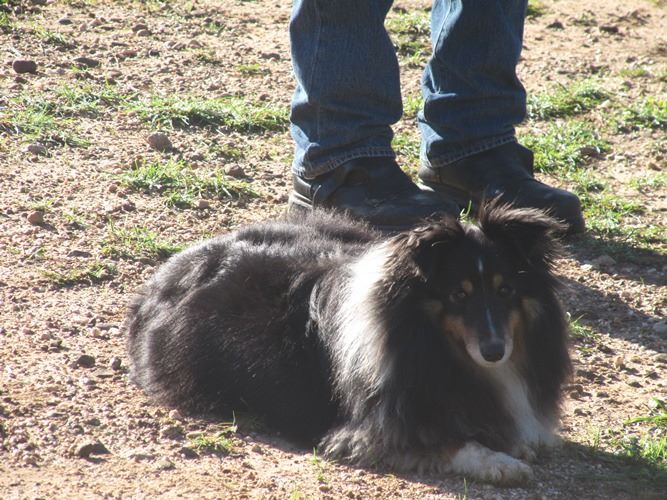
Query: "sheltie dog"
125 201 571 485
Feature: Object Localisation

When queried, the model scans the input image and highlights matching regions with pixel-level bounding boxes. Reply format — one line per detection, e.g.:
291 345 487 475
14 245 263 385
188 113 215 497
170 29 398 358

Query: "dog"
125 200 571 485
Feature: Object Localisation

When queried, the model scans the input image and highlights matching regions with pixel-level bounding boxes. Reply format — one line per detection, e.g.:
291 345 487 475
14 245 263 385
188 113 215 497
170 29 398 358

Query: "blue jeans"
290 0 528 178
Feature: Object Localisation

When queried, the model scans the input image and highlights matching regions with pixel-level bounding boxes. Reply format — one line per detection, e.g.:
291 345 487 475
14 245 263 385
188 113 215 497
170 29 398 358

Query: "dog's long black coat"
126 204 571 471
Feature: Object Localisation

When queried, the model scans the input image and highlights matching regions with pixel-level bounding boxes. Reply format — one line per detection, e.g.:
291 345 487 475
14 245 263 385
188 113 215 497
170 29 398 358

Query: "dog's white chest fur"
490 363 556 448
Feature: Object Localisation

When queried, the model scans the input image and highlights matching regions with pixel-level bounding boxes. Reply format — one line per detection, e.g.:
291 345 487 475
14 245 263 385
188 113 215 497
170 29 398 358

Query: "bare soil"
1 0 666 498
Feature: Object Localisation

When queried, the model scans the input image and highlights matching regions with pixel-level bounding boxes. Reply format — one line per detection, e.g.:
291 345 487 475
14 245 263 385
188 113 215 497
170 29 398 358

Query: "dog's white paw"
511 443 537 462
449 441 534 485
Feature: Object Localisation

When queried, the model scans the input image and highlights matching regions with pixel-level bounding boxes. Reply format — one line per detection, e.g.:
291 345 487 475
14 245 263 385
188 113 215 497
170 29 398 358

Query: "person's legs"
288 0 457 230
418 0 584 233
420 0 527 167
290 0 399 179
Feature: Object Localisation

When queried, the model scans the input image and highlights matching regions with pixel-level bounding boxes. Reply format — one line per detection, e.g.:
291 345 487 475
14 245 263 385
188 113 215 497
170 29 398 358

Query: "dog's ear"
391 216 463 282
478 198 565 271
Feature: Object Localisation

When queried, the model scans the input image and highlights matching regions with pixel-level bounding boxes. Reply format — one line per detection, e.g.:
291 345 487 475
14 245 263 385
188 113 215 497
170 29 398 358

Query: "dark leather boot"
418 142 585 233
288 157 458 231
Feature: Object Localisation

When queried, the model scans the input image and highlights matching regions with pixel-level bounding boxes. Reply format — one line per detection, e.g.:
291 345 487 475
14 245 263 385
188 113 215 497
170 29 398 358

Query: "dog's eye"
450 290 468 303
498 284 514 298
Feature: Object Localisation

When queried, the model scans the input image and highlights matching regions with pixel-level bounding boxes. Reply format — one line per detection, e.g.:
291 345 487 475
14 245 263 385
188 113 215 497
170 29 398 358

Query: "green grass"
569 316 599 342
121 159 257 207
618 67 652 79
385 10 430 67
1 102 88 147
527 79 609 120
629 172 667 192
54 83 128 117
41 262 117 287
193 49 221 65
618 399 667 468
526 0 547 18
403 94 423 119
236 63 266 76
519 120 610 173
0 11 14 33
32 25 75 49
311 449 328 484
617 97 667 131
189 423 236 455
101 223 184 261
128 95 289 131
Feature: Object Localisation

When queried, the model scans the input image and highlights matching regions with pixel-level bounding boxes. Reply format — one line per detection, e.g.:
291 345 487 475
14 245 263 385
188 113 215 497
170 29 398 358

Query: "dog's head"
387 199 564 368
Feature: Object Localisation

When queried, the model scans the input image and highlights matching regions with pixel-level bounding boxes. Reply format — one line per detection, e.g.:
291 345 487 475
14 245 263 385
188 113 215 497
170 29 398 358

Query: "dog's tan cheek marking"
509 309 526 361
461 280 473 295
521 298 542 323
441 314 468 342
492 274 503 290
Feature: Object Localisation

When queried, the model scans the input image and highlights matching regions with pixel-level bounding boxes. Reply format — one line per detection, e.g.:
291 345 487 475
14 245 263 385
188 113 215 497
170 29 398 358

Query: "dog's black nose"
480 341 505 362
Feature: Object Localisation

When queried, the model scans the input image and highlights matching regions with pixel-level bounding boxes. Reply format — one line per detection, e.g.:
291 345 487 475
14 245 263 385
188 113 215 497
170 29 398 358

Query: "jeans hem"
293 147 396 179
421 134 517 169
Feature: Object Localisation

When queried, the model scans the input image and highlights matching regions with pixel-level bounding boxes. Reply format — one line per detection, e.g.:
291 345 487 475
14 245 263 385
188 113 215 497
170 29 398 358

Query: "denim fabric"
290 0 528 177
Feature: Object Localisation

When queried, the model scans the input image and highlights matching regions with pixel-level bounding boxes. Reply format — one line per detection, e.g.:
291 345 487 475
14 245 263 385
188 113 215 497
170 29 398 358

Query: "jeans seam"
294 147 396 179
422 134 517 169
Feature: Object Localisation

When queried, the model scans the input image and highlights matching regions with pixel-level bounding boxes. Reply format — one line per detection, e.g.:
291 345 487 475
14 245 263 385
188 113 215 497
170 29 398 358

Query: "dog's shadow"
227 421 667 498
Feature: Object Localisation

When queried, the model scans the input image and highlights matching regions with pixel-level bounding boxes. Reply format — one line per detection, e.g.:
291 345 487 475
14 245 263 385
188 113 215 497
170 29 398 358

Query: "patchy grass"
618 398 667 468
526 0 547 18
385 9 430 67
527 79 609 120
520 120 609 173
128 95 289 131
629 172 667 192
1 99 88 147
55 83 128 116
101 223 184 261
618 67 652 79
193 48 221 65
32 24 75 48
617 97 667 131
403 94 423 119
311 449 328 484
189 423 237 455
236 63 267 76
0 11 14 33
121 159 257 207
41 262 117 287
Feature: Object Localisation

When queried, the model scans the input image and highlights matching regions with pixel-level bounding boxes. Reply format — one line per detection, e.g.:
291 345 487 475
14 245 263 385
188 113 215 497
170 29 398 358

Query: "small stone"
27 211 44 225
74 354 96 368
591 255 616 268
12 60 38 74
580 264 593 272
58 16 72 25
73 56 100 68
599 25 619 34
136 29 151 37
76 440 110 458
160 425 184 440
155 458 175 470
196 199 211 210
26 143 48 156
132 23 149 33
146 132 172 152
652 322 667 336
224 165 245 178
547 21 564 30
613 356 625 369
67 249 92 258
179 446 199 459
110 357 122 371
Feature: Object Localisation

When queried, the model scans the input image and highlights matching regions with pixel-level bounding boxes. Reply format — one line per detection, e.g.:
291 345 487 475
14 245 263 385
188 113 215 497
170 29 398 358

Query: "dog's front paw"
449 441 533 485
511 443 537 463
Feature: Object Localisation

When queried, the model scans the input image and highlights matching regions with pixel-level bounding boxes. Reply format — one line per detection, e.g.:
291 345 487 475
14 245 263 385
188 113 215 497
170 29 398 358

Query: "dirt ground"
1 0 666 498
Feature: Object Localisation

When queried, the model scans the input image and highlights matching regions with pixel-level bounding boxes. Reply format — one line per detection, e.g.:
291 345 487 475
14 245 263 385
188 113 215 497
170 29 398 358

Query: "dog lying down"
125 200 571 485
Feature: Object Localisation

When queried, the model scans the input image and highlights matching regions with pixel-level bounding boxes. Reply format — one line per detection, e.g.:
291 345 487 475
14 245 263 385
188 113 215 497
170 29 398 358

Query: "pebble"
132 23 149 32
146 132 172 152
12 60 38 74
27 211 44 225
26 143 48 156
76 440 110 459
58 16 72 25
109 356 122 371
224 165 245 178
652 321 667 335
136 29 151 37
73 56 100 68
74 354 96 368
590 254 616 268
179 446 199 459
197 199 211 210
155 458 175 471
160 425 184 440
